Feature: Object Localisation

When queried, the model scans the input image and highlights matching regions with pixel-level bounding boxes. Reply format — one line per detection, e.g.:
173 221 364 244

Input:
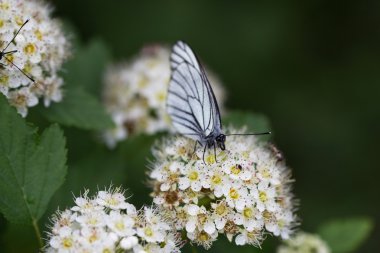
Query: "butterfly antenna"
225 131 271 136
3 55 35 82
4 50 18 55
1 19 29 54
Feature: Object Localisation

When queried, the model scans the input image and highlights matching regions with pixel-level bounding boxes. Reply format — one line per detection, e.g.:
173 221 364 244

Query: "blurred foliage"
318 217 374 253
40 39 114 130
0 0 378 252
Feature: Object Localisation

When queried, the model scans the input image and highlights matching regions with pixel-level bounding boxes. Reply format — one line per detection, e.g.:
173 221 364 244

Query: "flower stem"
32 219 43 248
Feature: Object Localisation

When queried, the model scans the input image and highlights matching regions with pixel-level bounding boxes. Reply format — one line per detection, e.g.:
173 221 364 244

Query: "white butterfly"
167 41 269 162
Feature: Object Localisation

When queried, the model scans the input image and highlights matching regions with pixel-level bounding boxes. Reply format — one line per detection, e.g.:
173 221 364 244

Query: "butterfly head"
216 134 226 150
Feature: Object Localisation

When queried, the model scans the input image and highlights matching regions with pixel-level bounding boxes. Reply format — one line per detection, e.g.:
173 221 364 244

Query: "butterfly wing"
167 41 222 143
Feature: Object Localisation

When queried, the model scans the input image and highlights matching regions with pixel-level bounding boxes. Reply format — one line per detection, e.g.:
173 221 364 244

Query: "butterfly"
0 19 35 82
167 41 270 162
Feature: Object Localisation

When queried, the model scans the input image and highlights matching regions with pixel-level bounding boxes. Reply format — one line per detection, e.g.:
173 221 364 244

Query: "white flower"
50 210 77 235
136 207 171 243
149 128 297 248
77 227 109 248
234 206 264 232
277 232 331 253
211 201 233 230
7 86 38 117
178 161 207 192
222 183 249 211
102 44 226 147
44 186 182 253
204 167 229 197
76 210 106 228
187 229 218 250
106 211 135 237
120 236 139 250
252 181 278 212
96 187 131 210
0 0 70 117
49 226 78 252
235 229 263 246
266 210 296 239
185 205 215 235
71 191 103 214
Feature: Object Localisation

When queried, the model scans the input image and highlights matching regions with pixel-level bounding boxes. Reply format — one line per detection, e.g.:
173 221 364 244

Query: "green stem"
32 219 43 249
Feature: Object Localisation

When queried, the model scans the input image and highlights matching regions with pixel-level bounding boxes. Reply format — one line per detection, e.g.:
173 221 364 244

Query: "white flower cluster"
102 44 226 148
0 0 70 117
277 232 331 253
45 187 181 253
149 128 297 249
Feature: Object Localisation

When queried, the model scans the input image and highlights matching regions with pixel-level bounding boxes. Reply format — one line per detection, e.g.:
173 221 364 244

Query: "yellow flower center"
230 164 242 175
103 249 111 253
13 94 26 106
0 75 9 84
243 208 253 218
262 210 272 220
24 43 36 55
6 54 14 63
211 174 221 185
115 221 125 230
89 234 98 243
216 204 227 215
62 238 73 248
15 16 24 26
147 59 158 68
89 218 98 225
198 231 210 242
34 30 43 40
259 191 267 202
177 209 187 220
247 231 258 239
107 197 119 206
187 189 197 198
206 154 215 165
198 213 207 225
156 91 166 102
23 62 32 74
229 188 239 200
278 219 285 228
0 3 10 10
138 76 148 88
188 171 199 181
144 227 153 237
261 167 271 178
0 19 4 28
242 151 250 159
177 146 187 156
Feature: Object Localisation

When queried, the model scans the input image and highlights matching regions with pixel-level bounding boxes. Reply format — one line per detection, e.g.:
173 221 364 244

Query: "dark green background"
51 0 380 251
1 0 378 252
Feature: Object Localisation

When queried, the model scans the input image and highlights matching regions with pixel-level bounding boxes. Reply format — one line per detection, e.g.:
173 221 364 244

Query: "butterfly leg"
192 141 198 156
213 143 218 163
202 145 207 164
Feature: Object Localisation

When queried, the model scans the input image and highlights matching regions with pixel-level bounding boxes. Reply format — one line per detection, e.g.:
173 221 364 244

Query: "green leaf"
317 217 374 253
41 88 114 130
63 38 111 96
0 95 67 224
223 110 272 141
